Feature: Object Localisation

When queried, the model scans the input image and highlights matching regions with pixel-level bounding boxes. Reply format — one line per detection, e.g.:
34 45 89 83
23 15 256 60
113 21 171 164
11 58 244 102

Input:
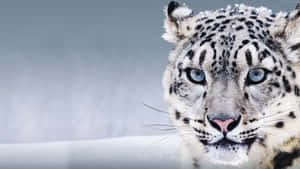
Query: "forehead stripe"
245 49 253 66
199 50 207 66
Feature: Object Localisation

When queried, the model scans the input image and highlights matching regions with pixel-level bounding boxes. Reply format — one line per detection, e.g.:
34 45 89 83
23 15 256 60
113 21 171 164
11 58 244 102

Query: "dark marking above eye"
199 50 207 66
186 50 194 60
245 49 253 66
275 121 284 128
273 149 300 169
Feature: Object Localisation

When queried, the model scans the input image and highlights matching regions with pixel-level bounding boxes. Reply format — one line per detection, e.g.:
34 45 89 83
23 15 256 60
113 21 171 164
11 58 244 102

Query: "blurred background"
0 0 296 143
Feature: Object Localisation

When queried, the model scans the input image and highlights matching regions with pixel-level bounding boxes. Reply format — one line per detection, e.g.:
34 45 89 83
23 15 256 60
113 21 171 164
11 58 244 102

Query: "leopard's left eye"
246 68 269 85
186 68 206 85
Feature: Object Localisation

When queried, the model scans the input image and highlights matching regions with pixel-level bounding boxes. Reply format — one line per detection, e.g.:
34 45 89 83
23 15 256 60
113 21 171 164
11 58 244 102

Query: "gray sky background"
0 0 296 143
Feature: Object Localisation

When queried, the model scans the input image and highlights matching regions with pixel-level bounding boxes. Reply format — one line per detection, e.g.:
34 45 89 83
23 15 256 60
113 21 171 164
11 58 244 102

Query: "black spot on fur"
270 82 280 88
203 91 207 98
200 32 206 38
235 25 244 31
183 117 190 124
169 86 173 94
252 41 259 50
290 42 300 51
221 19 231 24
275 121 284 128
266 17 274 22
289 111 296 119
275 71 281 76
295 85 300 96
282 76 292 93
249 118 257 123
216 15 226 19
186 50 194 60
175 111 181 120
205 19 214 24
196 24 203 30
273 148 300 169
242 39 250 45
244 92 249 100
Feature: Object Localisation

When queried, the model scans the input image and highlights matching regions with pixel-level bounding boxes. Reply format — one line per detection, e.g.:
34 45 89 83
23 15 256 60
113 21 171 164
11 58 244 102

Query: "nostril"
208 119 222 132
207 115 241 133
227 115 241 131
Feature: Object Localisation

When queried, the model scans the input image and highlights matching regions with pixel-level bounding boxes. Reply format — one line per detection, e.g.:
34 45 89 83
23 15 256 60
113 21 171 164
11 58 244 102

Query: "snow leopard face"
162 1 300 168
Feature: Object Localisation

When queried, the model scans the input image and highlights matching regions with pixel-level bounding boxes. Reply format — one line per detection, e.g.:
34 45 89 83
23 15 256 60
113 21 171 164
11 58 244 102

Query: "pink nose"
212 119 234 133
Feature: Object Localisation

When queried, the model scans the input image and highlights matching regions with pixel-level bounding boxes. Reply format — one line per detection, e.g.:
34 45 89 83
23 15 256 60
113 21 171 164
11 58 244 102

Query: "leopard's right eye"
185 68 206 85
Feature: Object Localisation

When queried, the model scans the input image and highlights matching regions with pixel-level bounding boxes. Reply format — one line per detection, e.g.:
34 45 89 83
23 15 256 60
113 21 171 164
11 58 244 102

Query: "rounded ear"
162 1 193 43
272 4 300 63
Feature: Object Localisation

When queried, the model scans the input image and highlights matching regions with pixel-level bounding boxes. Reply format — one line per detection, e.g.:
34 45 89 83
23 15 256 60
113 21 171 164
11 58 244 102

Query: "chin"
204 143 249 165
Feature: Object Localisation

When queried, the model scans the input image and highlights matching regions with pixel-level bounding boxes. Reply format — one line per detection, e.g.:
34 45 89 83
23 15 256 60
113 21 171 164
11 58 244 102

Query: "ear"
162 1 194 43
273 4 300 63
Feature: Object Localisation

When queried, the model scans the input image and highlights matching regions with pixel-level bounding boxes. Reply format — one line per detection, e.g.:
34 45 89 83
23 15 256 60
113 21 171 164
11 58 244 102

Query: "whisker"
142 102 169 114
143 124 173 127
257 112 289 121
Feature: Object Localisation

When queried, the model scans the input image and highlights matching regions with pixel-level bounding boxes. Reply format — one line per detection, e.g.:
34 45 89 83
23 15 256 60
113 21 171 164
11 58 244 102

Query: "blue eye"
246 68 268 85
186 68 206 84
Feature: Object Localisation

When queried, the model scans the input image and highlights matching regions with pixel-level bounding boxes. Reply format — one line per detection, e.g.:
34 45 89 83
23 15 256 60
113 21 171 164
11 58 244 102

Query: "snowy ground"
0 135 181 169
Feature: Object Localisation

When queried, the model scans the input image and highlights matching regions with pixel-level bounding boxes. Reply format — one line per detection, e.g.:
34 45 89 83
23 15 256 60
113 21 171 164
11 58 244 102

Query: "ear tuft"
162 1 193 43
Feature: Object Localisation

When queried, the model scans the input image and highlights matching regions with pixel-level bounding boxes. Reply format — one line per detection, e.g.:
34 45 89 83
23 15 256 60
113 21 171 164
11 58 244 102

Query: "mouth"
200 138 256 165
200 137 256 151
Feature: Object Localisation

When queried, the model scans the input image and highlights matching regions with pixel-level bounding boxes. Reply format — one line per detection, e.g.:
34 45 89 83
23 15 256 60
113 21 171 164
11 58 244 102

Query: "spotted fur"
162 1 300 169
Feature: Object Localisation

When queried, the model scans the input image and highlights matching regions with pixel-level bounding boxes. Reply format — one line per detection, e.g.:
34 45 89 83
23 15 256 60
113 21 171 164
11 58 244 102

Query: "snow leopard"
162 1 300 169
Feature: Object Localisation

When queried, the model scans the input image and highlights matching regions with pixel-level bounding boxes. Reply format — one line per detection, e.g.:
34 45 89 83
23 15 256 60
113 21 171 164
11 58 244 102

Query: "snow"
0 135 182 169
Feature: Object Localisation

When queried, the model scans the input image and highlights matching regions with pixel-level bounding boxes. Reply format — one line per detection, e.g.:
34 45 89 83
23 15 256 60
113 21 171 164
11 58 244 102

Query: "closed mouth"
200 137 256 150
